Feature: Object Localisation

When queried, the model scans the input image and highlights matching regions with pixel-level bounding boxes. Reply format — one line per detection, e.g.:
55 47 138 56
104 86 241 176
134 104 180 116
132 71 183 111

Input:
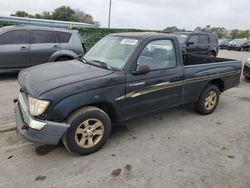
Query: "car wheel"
194 84 220 115
208 52 216 57
244 75 250 80
55 57 72 62
62 106 111 155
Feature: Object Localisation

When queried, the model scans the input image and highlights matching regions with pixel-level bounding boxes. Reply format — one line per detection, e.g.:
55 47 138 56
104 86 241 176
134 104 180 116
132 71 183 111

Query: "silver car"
0 25 85 73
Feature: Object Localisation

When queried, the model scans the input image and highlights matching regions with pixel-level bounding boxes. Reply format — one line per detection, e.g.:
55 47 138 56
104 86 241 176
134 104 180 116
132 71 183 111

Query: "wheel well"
209 79 224 92
209 50 216 55
55 55 73 62
90 102 118 123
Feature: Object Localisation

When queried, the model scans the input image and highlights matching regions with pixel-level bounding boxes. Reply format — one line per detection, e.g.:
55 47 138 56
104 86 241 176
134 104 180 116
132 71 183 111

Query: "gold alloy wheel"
205 91 217 111
74 118 104 149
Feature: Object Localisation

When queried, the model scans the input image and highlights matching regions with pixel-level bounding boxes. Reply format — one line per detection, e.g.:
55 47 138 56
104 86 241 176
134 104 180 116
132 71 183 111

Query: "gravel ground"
0 50 250 188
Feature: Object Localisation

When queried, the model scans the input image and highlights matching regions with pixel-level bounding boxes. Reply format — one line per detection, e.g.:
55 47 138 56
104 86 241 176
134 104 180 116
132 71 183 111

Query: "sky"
0 0 249 30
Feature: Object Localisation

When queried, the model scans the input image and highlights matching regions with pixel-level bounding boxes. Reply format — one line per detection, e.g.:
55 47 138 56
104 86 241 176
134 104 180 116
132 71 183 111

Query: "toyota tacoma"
14 32 242 155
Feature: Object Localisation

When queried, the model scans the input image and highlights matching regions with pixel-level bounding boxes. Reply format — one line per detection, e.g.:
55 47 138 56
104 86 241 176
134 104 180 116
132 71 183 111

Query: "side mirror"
186 41 194 46
132 64 150 75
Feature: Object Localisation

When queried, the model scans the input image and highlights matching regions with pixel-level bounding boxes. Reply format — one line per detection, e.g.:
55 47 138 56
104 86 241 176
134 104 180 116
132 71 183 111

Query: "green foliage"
0 23 10 27
73 10 94 24
10 6 94 23
194 25 250 39
40 12 53 20
78 28 147 51
52 6 75 21
163 26 186 33
194 25 226 38
11 11 29 17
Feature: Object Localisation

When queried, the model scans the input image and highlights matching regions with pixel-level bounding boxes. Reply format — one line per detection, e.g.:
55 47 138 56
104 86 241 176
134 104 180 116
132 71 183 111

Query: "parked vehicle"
0 25 85 73
15 32 242 155
173 32 219 57
242 40 250 52
218 39 231 49
243 58 250 80
228 39 247 51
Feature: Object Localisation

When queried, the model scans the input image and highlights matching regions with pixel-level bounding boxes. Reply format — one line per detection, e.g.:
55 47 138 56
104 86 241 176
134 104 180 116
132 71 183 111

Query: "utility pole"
108 0 112 28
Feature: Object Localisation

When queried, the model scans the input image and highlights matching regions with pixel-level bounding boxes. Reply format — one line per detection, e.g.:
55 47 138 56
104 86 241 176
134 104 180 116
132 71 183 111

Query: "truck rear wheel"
62 106 111 155
194 84 220 115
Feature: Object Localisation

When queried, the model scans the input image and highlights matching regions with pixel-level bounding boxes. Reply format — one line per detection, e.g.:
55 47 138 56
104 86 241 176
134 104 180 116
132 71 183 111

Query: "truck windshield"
172 34 188 44
84 36 140 69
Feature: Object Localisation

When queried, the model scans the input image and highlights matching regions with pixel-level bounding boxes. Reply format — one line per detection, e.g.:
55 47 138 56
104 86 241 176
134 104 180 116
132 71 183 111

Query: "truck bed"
183 53 235 66
182 53 242 104
183 53 242 81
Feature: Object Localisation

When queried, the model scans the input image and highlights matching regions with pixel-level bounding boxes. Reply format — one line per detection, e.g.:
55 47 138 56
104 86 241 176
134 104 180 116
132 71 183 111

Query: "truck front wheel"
194 84 220 115
62 106 111 155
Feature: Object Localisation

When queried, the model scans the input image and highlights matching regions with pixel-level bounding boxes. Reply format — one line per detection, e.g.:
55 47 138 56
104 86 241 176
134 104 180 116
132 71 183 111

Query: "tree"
10 6 95 24
237 30 250 39
231 29 239 39
194 27 202 32
40 11 53 20
11 11 29 17
163 26 186 33
52 6 75 21
72 9 94 24
83 14 94 24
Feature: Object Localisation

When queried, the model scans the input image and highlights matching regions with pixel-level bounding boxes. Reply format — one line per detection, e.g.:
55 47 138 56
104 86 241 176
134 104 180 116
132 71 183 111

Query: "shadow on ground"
0 73 18 81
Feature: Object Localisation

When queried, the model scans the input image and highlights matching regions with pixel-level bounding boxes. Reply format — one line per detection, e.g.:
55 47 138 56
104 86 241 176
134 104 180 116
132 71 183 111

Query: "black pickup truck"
15 32 242 155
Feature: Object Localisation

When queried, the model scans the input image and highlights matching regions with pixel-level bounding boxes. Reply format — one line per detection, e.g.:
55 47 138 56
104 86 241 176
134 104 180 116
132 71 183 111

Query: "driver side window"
188 35 198 45
137 40 176 71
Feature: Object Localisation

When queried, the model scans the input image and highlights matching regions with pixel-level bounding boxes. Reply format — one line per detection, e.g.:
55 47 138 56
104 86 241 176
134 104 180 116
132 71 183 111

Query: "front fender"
49 50 78 62
46 85 125 122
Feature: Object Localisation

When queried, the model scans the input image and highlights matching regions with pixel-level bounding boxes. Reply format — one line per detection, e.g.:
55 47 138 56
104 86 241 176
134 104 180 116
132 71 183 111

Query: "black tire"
244 75 250 80
194 84 220 115
208 51 216 57
62 106 111 155
55 56 72 62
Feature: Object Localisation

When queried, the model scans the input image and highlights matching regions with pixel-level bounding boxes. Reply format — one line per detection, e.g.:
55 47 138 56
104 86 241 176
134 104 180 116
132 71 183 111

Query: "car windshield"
84 36 141 70
172 33 189 44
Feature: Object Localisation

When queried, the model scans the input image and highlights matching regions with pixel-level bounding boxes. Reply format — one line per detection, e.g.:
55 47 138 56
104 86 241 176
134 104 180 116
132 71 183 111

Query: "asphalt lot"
0 50 250 188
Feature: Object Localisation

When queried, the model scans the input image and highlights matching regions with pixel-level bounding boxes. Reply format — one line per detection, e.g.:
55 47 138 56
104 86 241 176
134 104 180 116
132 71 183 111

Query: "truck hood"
18 60 113 97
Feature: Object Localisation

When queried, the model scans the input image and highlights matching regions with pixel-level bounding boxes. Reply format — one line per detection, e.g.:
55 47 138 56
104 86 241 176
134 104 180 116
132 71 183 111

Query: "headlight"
28 96 50 116
247 58 250 65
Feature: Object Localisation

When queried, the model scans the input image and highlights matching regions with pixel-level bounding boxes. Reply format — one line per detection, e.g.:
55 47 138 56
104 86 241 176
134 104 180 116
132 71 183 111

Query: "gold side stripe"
115 71 241 101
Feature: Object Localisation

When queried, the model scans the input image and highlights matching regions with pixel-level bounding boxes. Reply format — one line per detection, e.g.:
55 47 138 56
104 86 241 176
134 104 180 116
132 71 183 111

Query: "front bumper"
15 93 69 145
228 46 241 51
243 64 250 78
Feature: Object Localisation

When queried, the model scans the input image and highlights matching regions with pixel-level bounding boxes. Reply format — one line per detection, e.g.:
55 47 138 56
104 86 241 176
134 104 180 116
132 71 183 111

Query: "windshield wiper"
91 59 112 70
74 54 87 64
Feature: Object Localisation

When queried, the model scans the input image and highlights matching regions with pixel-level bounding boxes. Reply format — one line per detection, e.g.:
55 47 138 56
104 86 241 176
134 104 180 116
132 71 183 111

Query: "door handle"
20 46 27 50
53 45 59 48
